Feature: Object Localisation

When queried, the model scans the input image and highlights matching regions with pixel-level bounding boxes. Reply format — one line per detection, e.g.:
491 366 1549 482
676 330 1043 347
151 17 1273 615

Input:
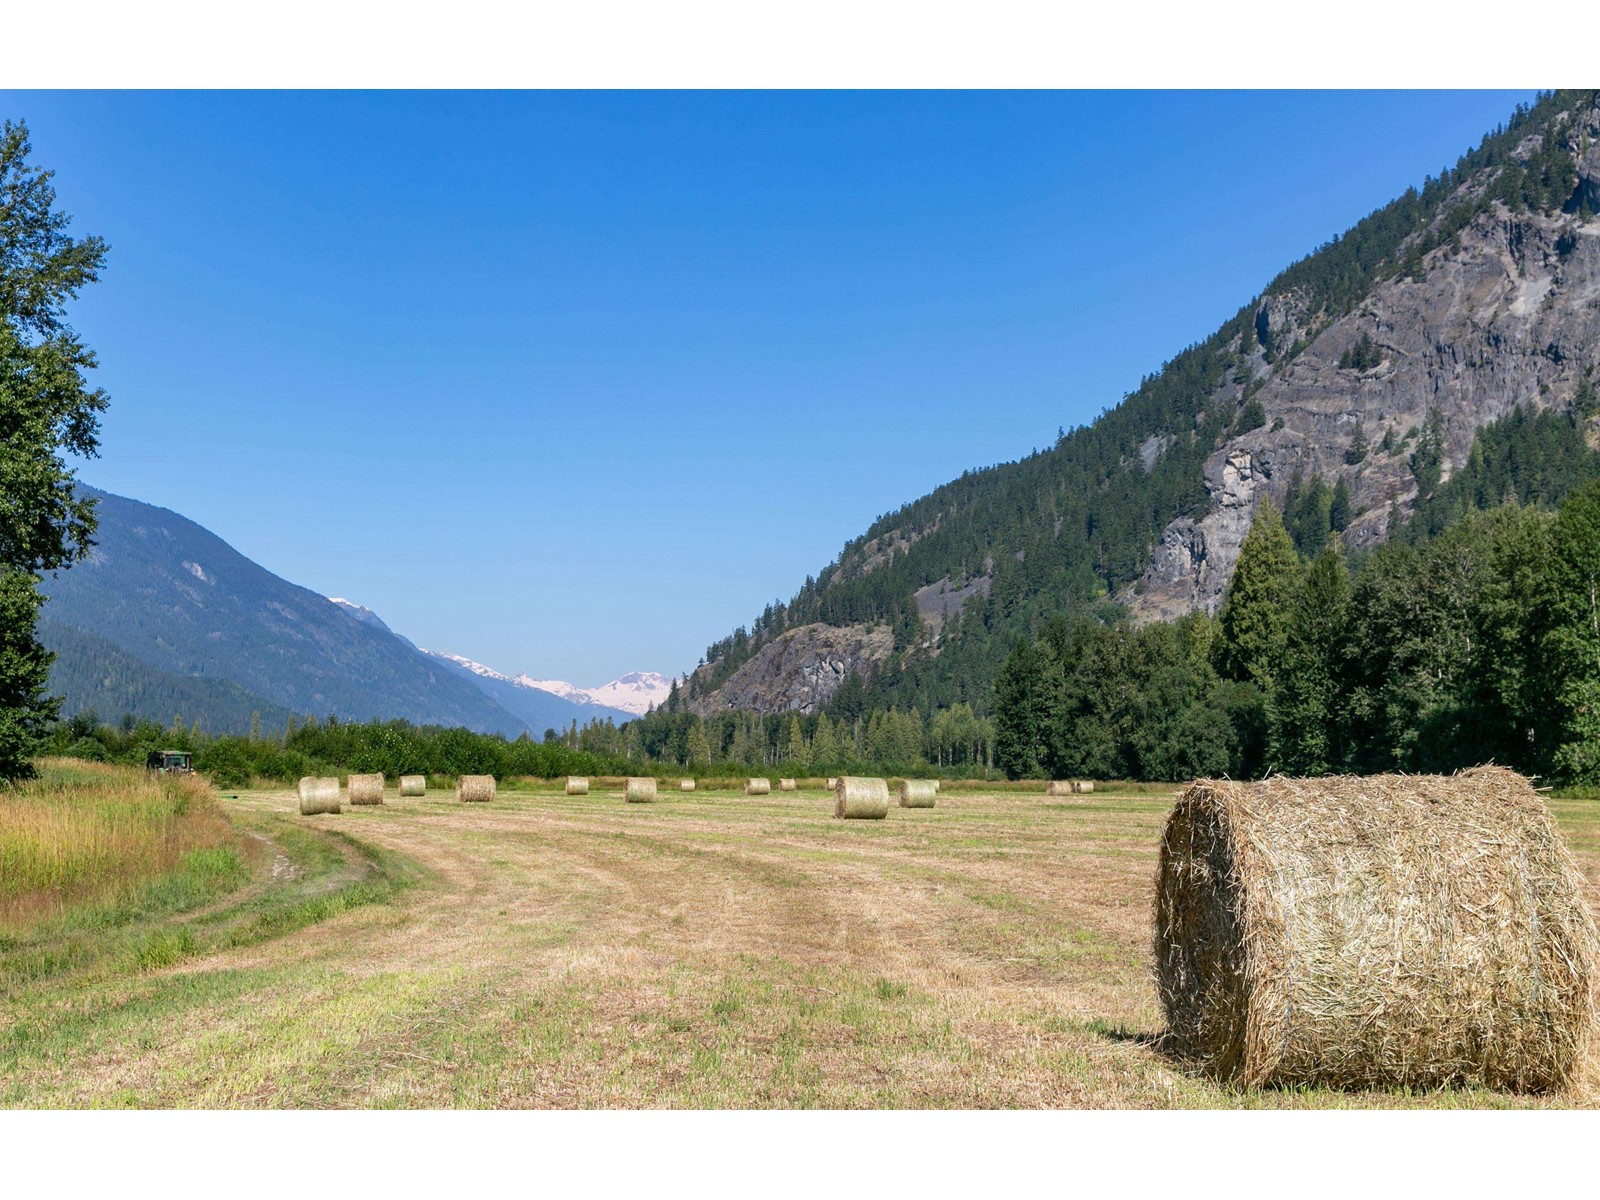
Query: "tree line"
993 474 1600 784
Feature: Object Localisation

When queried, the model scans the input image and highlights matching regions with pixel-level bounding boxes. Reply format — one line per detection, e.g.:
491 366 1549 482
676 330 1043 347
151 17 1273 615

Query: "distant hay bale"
566 776 589 795
746 778 771 796
347 773 385 805
1047 780 1073 796
834 776 889 820
1073 780 1095 794
625 776 658 803
399 774 426 797
456 774 496 803
826 777 838 790
297 776 340 815
779 778 797 792
679 779 696 791
899 779 937 808
1154 768 1600 1092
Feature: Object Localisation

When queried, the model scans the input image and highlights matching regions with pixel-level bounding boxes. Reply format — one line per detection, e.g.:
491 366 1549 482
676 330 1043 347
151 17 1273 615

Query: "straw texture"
347 773 384 806
297 776 340 815
746 778 771 796
899 779 938 808
456 775 496 803
1154 768 1600 1091
834 776 890 820
625 777 658 803
779 778 797 792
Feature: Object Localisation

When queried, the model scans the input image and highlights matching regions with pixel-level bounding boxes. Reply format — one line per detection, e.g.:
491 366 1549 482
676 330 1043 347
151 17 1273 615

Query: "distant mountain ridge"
40 486 613 736
420 650 659 719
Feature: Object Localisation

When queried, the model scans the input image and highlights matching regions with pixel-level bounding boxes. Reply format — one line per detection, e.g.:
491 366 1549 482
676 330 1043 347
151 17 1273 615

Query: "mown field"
4 765 1599 1108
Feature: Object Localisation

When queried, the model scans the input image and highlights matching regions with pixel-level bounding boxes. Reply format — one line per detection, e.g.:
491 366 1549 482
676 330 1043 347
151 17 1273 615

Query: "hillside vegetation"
683 89 1600 722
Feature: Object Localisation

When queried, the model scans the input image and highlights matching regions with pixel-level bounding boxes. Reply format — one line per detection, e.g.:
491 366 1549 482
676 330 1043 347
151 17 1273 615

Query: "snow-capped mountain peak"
424 650 516 685
520 670 674 716
420 650 674 717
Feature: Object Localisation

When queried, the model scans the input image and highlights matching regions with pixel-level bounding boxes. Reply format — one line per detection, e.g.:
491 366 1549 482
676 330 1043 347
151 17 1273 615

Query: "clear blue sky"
2 90 1535 683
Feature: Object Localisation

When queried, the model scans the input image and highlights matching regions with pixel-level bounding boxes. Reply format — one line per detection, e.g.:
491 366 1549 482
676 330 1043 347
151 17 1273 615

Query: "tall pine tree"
1216 497 1302 694
0 120 110 780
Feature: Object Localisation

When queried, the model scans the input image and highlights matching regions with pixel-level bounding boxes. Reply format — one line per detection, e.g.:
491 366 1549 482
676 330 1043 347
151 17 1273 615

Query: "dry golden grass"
1 759 231 926
4 779 1598 1109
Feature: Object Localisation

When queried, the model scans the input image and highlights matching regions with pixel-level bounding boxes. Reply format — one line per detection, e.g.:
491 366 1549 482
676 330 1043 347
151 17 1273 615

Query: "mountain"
41 486 533 735
39 619 298 736
420 650 635 729
329 597 410 644
532 671 675 717
682 89 1600 718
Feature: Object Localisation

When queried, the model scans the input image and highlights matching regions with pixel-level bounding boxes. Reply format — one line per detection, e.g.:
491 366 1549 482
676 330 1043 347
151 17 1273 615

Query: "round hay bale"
826 777 838 790
779 778 797 792
625 776 658 803
566 776 589 795
456 774 496 803
1073 780 1095 794
746 778 771 796
1046 780 1073 797
347 773 385 805
899 779 937 808
679 779 696 792
834 776 889 820
297 776 340 815
399 774 426 797
1154 768 1600 1092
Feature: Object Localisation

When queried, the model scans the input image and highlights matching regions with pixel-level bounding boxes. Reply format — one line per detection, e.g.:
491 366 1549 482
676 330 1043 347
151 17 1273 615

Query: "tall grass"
1 758 233 925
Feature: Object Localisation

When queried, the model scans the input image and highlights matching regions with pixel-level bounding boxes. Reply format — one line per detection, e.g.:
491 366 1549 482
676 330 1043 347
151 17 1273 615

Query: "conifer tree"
1269 548 1351 774
1216 497 1302 695
1540 477 1600 781
0 120 110 780
685 719 710 767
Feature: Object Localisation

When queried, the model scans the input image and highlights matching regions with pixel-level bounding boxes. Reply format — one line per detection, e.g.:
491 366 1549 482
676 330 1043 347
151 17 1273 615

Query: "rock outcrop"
1130 135 1600 618
687 622 893 715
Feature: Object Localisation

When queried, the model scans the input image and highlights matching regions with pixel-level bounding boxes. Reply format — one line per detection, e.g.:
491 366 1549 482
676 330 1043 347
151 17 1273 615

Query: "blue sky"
3 90 1535 682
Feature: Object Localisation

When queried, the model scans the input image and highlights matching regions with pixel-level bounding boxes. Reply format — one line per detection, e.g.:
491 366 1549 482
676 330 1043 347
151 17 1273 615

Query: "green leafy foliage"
0 120 109 780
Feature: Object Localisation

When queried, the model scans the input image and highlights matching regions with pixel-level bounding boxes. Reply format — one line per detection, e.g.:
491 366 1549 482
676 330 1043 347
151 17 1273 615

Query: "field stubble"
4 777 1599 1108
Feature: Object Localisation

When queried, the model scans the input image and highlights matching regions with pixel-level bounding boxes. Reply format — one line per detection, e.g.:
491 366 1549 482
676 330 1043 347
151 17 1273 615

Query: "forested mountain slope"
684 89 1600 719
41 487 532 734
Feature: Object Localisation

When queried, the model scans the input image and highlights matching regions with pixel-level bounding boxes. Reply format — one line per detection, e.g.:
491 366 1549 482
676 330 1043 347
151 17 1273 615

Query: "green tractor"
146 749 194 775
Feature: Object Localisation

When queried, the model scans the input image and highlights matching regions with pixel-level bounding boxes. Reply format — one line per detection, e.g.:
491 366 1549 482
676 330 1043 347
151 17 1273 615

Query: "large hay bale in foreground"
899 779 937 808
347 773 385 805
679 779 696 792
834 776 889 820
566 776 589 796
1046 780 1073 796
1073 780 1095 794
298 776 340 815
456 774 496 803
399 774 426 797
746 778 771 796
625 776 658 803
1154 768 1599 1092
779 778 797 792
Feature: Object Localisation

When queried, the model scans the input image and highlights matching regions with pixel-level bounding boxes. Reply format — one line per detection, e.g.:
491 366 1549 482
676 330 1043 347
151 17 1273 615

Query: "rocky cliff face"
689 93 1600 716
687 622 893 716
1132 166 1600 618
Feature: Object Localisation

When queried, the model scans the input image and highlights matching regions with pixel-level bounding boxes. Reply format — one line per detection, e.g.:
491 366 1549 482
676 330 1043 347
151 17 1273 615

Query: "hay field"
4 777 1599 1109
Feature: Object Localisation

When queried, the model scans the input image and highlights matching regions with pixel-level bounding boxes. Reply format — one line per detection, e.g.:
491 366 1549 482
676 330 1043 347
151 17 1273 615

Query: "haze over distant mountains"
40 487 644 735
420 653 672 718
